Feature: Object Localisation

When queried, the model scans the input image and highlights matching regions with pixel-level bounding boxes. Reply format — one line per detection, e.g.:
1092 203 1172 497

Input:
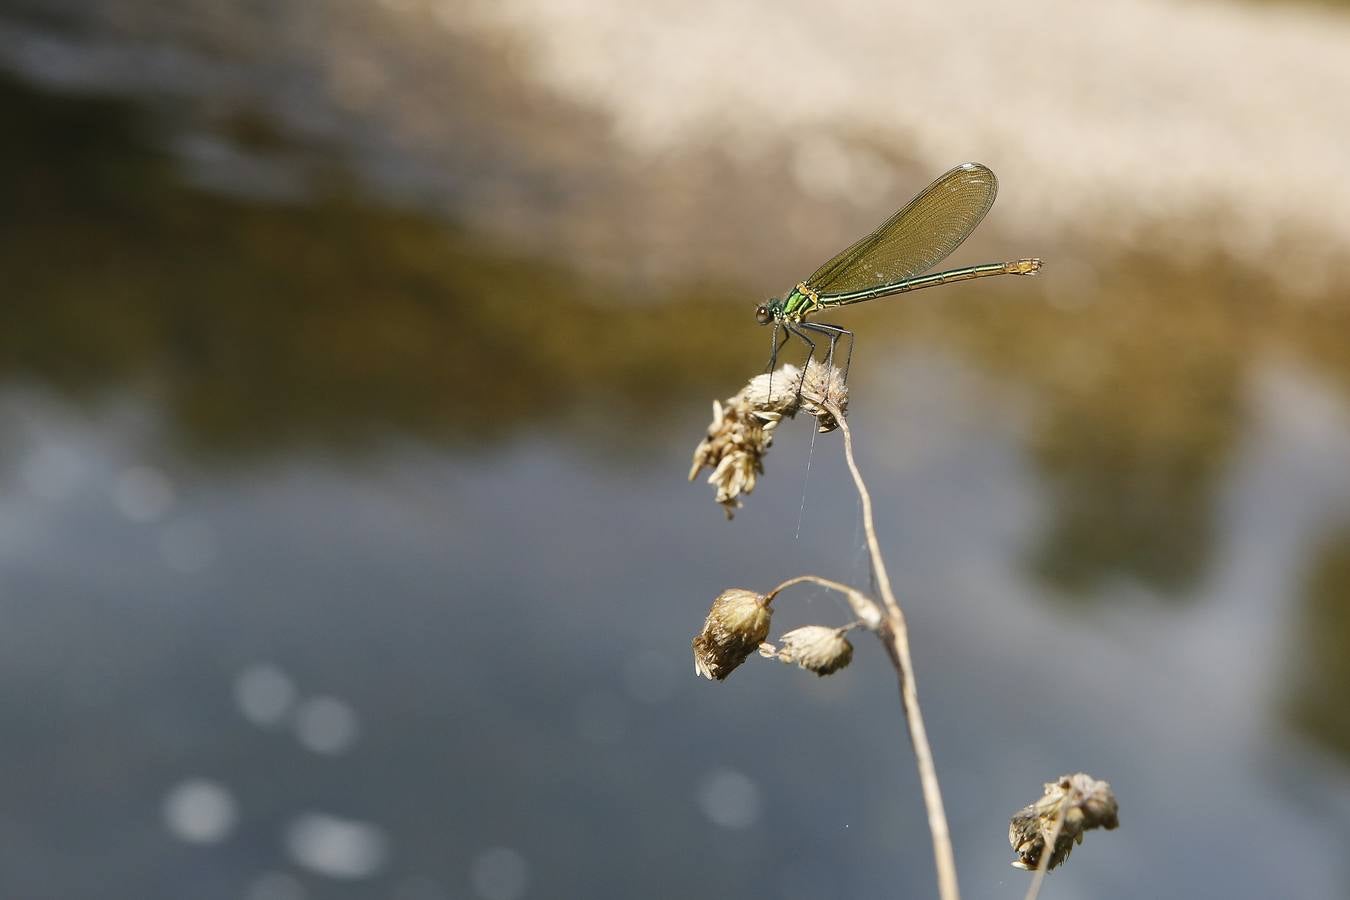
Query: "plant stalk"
826 400 960 900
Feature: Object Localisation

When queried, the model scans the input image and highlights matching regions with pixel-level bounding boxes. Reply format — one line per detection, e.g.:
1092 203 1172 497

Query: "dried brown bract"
759 625 854 676
692 588 773 680
689 361 847 517
1009 773 1119 872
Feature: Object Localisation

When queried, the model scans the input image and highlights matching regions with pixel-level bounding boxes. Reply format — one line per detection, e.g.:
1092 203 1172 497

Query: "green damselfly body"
756 162 1041 383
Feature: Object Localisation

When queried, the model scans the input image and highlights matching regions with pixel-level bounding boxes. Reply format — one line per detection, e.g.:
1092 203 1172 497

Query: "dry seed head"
689 362 847 515
743 364 806 413
692 588 773 680
688 396 778 519
1009 773 1119 871
798 359 848 432
760 625 854 676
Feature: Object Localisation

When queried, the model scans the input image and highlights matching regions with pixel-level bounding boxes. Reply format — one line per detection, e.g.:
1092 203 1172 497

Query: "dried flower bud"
688 396 776 519
1009 773 1119 871
798 360 849 432
689 361 847 516
759 625 854 676
741 364 808 415
692 589 773 680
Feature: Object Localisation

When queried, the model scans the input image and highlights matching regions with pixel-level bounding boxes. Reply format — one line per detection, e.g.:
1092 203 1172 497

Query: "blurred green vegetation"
943 259 1258 595
1288 525 1350 757
0 72 754 458
900 247 1350 765
857 248 1350 599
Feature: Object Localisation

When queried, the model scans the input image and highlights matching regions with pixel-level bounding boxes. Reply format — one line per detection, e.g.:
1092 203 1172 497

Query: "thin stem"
765 574 883 628
765 574 849 602
826 400 960 900
1023 792 1070 900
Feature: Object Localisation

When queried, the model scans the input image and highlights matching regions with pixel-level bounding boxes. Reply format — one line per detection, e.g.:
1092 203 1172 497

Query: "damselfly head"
754 301 773 326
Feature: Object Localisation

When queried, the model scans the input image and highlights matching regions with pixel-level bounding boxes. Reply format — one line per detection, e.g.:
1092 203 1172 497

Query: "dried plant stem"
826 401 960 900
765 575 883 628
1023 795 1067 900
765 574 853 601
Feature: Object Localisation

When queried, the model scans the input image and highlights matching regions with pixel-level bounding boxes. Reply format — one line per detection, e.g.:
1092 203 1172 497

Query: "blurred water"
1 2 1349 899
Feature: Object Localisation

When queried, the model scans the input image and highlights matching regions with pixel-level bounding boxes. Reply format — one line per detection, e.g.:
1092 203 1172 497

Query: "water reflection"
234 663 299 728
157 517 217 572
294 696 360 756
285 813 388 880
18 441 86 501
243 872 307 900
936 257 1257 595
162 778 238 845
111 466 175 522
2 4 1350 899
696 769 762 830
469 847 529 900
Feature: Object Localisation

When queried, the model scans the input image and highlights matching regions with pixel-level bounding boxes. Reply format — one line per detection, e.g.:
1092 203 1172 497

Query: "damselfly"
756 162 1040 379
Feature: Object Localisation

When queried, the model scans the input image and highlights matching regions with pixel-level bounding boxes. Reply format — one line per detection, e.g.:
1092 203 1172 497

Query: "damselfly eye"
755 303 772 326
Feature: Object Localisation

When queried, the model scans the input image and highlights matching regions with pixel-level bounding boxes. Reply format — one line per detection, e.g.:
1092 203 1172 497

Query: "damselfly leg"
782 322 818 400
800 321 853 392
